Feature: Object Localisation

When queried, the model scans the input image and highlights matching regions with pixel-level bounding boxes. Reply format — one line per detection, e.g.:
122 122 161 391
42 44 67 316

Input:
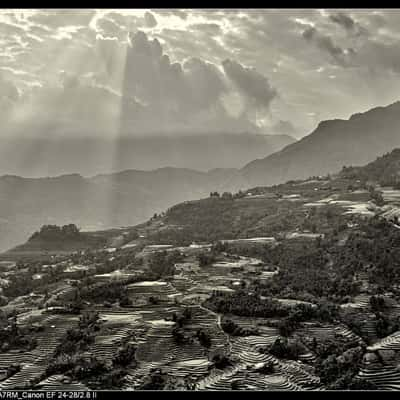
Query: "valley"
1 150 400 390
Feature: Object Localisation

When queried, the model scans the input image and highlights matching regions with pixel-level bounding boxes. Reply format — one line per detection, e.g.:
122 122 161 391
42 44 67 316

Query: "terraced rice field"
358 365 400 390
126 325 210 388
36 375 89 390
304 196 376 217
367 331 400 352
225 335 322 391
87 325 136 363
1 250 392 391
381 190 400 204
0 314 79 389
297 323 338 342
127 280 180 299
341 294 371 309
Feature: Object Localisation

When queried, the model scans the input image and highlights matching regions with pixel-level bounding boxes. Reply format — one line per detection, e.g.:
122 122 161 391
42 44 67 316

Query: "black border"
2 388 400 396
1 3 400 397
1 3 400 9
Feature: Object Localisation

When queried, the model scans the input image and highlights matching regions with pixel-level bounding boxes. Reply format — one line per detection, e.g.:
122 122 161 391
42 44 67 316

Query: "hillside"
241 102 400 187
340 148 400 187
7 224 108 256
141 148 400 246
143 177 356 246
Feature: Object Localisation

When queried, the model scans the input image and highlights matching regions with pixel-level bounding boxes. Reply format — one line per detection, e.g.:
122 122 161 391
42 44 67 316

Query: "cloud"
123 31 229 114
96 16 124 39
303 14 400 76
329 12 368 37
0 27 274 139
0 74 19 121
152 9 188 20
188 23 221 36
329 13 356 31
144 12 157 28
11 9 400 141
302 26 352 66
5 75 129 139
184 57 227 109
27 10 96 29
2 24 285 137
0 73 19 102
355 39 400 74
60 71 80 89
120 31 235 133
272 120 297 136
222 59 277 110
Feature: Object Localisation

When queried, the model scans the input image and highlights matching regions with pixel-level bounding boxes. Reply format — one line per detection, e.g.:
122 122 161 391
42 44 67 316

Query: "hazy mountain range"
0 133 295 178
2 101 400 252
0 167 243 252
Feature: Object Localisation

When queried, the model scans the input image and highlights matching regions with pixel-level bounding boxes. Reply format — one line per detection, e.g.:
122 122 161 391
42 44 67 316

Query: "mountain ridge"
2 101 400 252
241 101 400 187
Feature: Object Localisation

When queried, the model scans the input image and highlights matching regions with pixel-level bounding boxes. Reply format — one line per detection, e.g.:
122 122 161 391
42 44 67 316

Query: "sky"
1 9 400 139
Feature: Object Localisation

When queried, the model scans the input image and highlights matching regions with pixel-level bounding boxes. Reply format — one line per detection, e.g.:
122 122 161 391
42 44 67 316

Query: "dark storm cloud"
302 26 351 66
329 13 356 31
329 12 368 37
222 59 277 110
302 12 400 76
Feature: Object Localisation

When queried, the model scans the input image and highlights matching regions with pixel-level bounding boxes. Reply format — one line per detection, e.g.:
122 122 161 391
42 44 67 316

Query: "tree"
269 337 304 360
148 251 176 277
113 344 137 367
222 192 233 200
231 380 242 390
375 313 391 338
198 252 216 267
172 327 188 345
212 353 233 369
220 317 237 335
148 296 160 305
0 295 8 307
139 369 169 390
119 294 132 307
61 224 80 237
370 295 386 312
197 329 211 348
6 364 21 378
